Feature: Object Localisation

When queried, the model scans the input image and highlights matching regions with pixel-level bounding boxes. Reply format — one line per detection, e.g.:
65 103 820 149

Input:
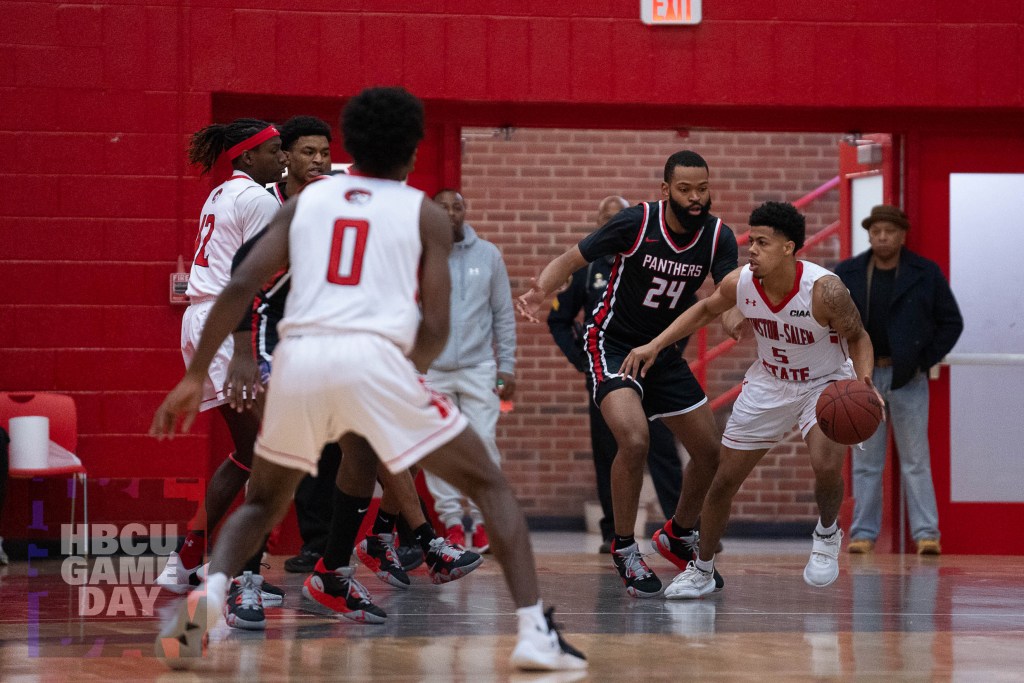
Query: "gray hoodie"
430 224 516 374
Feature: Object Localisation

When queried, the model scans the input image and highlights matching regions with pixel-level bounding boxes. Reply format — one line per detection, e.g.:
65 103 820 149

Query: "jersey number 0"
327 219 370 285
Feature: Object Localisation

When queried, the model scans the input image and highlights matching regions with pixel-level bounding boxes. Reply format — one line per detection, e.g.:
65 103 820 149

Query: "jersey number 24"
642 277 685 309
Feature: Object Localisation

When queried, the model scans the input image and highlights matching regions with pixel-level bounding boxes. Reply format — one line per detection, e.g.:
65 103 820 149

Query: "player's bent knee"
616 434 649 461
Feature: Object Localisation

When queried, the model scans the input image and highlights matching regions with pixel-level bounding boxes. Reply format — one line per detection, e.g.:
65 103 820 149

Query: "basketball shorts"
255 332 468 476
587 337 706 420
181 300 234 412
723 359 855 451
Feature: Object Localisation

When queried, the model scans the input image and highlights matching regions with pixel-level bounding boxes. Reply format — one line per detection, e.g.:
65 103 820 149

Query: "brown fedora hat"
862 204 910 231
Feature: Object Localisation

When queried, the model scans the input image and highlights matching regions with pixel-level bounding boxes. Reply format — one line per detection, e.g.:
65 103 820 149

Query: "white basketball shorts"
722 359 855 451
254 332 468 476
180 300 235 412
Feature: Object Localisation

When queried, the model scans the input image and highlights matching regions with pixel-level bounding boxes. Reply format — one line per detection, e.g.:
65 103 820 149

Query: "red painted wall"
3 1 1023 541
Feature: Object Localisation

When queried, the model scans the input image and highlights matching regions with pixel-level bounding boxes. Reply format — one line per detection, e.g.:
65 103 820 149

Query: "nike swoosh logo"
357 507 369 514
645 238 659 243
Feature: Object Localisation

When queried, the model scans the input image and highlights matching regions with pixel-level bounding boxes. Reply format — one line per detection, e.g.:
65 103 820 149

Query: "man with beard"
517 151 741 598
547 195 684 555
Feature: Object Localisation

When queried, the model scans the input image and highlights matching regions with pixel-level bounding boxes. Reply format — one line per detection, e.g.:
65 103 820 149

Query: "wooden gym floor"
1 533 1022 682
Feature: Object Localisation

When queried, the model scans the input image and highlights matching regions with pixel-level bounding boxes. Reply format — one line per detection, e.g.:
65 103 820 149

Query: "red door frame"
906 132 1024 555
837 134 904 552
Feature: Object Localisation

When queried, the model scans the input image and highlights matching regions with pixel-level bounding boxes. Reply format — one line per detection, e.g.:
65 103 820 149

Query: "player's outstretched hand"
150 376 204 439
621 343 659 379
515 279 546 323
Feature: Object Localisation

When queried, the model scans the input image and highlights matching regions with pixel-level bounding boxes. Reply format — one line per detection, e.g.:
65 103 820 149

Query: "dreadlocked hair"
187 118 272 175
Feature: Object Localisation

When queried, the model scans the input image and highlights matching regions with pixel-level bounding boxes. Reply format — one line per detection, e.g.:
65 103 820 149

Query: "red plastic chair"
0 393 88 547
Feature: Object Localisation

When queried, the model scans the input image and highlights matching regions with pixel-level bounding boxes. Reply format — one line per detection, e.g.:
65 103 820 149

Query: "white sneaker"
156 552 205 594
154 588 213 669
510 607 587 671
0 537 8 566
664 561 716 600
803 529 843 587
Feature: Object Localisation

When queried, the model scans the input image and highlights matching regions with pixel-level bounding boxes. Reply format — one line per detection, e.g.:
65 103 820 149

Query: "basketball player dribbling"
517 151 741 598
621 201 884 597
150 87 586 673
156 119 285 602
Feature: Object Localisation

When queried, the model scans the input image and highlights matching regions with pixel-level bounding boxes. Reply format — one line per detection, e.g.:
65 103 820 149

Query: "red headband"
226 125 280 160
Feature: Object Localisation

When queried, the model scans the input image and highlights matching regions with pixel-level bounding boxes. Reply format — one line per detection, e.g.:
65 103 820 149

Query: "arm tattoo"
819 276 863 338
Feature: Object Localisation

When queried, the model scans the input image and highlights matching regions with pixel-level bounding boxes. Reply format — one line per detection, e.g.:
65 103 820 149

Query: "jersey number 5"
327 219 370 285
193 214 215 268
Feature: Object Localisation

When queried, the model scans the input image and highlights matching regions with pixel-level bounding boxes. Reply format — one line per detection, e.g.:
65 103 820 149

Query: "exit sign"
641 0 702 25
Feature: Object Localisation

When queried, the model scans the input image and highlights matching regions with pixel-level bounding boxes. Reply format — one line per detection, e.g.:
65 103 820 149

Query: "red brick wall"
461 128 843 524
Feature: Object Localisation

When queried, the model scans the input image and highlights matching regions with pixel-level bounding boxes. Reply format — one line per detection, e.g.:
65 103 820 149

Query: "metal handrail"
941 353 1024 366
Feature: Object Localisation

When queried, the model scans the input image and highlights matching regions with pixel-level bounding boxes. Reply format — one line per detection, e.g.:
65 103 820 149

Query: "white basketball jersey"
735 261 849 381
278 174 425 353
186 171 281 298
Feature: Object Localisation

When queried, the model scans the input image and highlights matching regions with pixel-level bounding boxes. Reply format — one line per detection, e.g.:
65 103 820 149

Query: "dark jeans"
588 399 682 541
294 443 342 554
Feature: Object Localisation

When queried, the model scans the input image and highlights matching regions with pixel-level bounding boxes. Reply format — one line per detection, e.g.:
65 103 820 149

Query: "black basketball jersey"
577 200 738 347
231 218 289 361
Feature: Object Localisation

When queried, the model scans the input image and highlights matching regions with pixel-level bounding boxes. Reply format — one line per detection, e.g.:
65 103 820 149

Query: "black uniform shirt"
577 201 737 348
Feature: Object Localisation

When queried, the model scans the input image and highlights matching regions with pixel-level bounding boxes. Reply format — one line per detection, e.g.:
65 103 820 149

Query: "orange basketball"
815 379 883 445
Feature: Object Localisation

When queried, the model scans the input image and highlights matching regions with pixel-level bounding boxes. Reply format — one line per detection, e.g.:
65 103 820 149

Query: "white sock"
816 519 838 536
204 572 230 610
695 556 715 573
516 601 546 633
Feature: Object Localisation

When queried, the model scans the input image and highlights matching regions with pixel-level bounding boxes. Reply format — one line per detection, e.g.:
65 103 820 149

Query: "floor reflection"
2 533 1023 681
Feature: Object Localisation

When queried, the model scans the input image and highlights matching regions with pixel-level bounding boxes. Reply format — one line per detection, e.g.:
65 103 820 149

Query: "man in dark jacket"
835 204 963 555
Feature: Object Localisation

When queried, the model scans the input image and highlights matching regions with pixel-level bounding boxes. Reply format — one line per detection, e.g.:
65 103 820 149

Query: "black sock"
396 513 416 547
241 534 270 575
322 488 372 571
413 522 436 555
613 534 636 552
670 519 694 538
372 509 398 537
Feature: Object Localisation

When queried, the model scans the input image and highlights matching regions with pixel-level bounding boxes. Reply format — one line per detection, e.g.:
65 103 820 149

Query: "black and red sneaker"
611 541 662 598
356 533 410 589
425 536 483 584
652 521 724 591
302 560 386 624
224 571 265 630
